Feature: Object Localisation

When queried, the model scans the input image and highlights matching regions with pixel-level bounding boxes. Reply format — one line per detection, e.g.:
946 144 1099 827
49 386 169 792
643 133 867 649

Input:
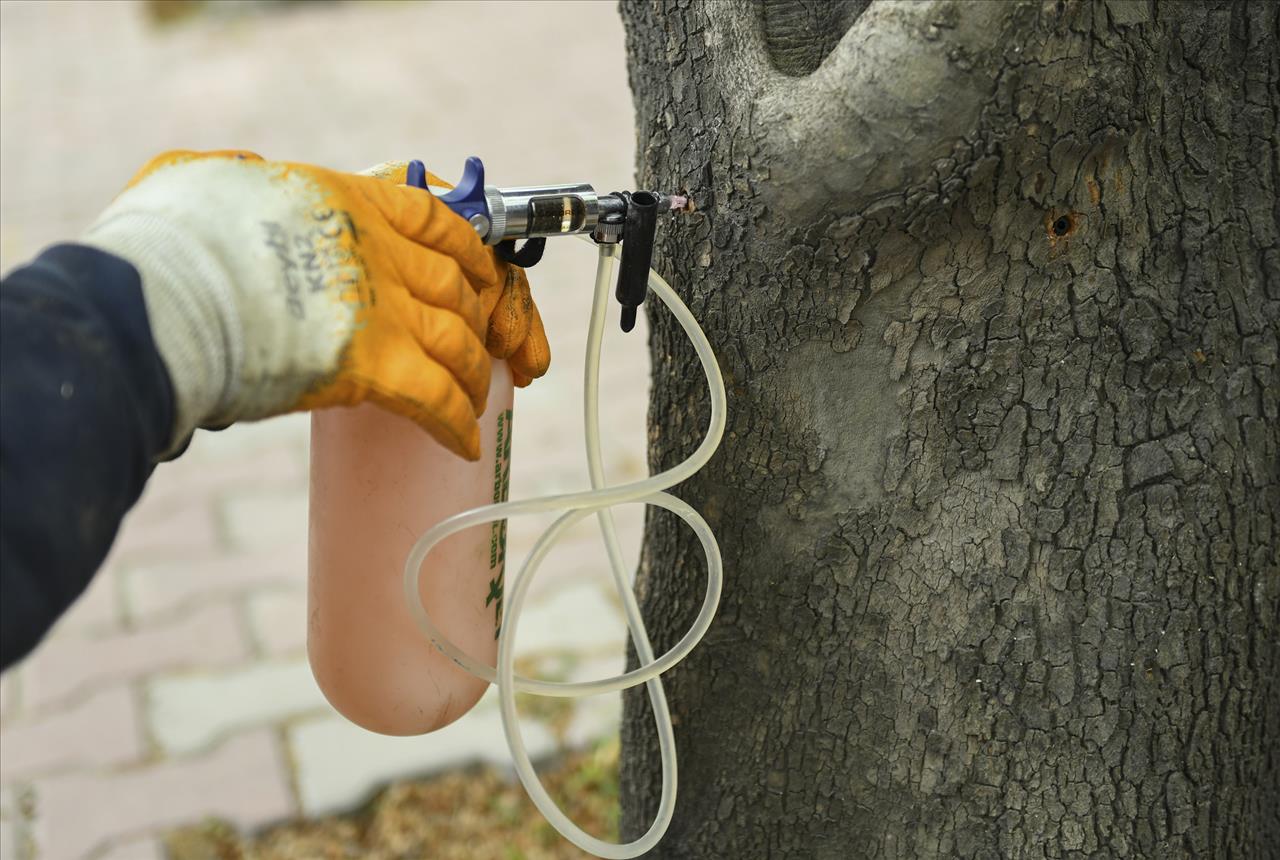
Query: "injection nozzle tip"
667 195 689 211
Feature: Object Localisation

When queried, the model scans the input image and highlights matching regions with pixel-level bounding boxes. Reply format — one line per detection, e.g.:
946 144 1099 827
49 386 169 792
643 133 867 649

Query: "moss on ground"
166 740 619 860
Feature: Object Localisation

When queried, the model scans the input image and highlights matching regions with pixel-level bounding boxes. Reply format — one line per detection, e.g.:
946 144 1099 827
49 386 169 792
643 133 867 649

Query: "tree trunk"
617 1 1279 857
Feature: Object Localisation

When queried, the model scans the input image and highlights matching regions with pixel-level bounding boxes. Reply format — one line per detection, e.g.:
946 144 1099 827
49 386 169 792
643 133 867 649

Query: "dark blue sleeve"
1 244 174 670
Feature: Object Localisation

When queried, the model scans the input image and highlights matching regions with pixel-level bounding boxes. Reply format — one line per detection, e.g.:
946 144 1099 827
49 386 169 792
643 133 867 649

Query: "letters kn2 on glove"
82 150 551 461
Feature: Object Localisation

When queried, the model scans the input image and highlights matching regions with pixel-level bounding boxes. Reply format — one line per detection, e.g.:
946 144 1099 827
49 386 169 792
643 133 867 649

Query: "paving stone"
0 670 19 723
96 834 166 860
0 784 35 860
246 588 307 656
22 603 248 712
121 543 304 623
505 423 640 501
1 821 32 860
0 686 142 780
219 489 309 554
31 729 294 860
502 510 645 605
137 440 305 515
185 415 311 465
555 653 626 749
2 0 643 836
505 648 627 750
565 697 623 752
110 498 220 567
146 659 326 756
288 699 557 817
515 580 626 658
46 562 121 638
0 818 15 860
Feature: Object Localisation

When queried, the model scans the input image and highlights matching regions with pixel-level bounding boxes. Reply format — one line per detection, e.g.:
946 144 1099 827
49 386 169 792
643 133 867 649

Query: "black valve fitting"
495 237 546 268
615 191 659 333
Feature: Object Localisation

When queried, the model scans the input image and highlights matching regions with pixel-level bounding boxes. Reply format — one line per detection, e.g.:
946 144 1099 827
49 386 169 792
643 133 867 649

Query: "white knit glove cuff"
82 212 244 455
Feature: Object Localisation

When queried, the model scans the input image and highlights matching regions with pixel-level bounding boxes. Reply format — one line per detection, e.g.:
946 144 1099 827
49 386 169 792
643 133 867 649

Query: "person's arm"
1 244 173 669
0 151 551 672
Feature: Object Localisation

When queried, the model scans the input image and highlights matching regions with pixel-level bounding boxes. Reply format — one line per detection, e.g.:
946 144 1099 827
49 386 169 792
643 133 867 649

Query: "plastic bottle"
307 360 514 736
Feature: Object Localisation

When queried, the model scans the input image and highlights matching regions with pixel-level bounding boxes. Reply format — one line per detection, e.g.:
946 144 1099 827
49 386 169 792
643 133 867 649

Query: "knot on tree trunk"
758 0 870 76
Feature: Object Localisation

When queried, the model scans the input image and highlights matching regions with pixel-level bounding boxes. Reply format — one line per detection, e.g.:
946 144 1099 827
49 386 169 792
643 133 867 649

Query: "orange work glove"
362 161 550 387
82 150 512 460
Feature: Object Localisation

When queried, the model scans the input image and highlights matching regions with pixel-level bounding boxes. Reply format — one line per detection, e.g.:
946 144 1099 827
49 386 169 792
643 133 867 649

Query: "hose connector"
615 191 659 333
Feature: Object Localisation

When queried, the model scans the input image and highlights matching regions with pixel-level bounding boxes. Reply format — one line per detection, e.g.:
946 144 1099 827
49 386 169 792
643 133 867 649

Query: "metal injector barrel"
475 185 684 245
479 184 599 244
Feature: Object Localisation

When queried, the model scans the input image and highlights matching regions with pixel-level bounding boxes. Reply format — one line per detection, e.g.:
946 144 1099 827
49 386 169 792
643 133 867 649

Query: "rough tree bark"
617 1 1279 857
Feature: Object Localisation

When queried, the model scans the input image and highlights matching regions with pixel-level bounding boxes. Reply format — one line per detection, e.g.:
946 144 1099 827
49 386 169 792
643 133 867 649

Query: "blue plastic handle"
406 157 489 228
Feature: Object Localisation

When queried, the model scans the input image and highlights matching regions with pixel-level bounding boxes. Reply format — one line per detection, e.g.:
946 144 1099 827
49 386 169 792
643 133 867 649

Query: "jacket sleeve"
1 244 175 670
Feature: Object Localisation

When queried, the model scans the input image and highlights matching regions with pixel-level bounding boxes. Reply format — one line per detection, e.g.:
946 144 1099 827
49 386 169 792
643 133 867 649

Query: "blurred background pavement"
0 2 647 857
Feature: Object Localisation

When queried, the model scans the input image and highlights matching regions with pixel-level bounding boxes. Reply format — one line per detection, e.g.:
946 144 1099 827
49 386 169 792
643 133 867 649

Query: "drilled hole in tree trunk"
1046 210 1081 243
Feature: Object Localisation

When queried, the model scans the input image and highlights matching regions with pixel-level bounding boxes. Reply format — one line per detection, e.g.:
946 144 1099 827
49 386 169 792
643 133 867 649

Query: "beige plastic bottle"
307 360 514 736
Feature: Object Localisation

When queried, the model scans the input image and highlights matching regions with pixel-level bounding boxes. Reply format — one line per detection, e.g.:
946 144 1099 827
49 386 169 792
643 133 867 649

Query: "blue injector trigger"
404 157 548 269
406 157 492 239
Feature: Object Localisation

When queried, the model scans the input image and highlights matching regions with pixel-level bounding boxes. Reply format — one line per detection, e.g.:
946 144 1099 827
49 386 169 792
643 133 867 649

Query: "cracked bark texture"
618 1 1279 857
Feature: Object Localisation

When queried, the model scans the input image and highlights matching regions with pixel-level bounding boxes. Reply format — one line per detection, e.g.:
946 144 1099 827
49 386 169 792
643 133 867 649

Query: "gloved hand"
82 150 547 461
361 161 550 387
487 258 550 388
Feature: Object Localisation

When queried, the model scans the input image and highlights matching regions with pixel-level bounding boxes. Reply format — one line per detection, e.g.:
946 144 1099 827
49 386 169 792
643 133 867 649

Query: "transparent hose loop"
402 240 726 858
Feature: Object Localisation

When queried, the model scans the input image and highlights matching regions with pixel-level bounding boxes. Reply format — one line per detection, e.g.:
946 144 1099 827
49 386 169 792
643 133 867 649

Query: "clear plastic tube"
403 241 726 858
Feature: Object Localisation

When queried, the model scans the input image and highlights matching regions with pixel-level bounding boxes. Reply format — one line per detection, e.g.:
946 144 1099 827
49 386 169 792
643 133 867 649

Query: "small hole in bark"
1044 210 1082 250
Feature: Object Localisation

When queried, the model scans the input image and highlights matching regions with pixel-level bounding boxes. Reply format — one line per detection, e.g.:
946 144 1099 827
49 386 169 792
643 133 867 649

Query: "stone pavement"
0 2 648 858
